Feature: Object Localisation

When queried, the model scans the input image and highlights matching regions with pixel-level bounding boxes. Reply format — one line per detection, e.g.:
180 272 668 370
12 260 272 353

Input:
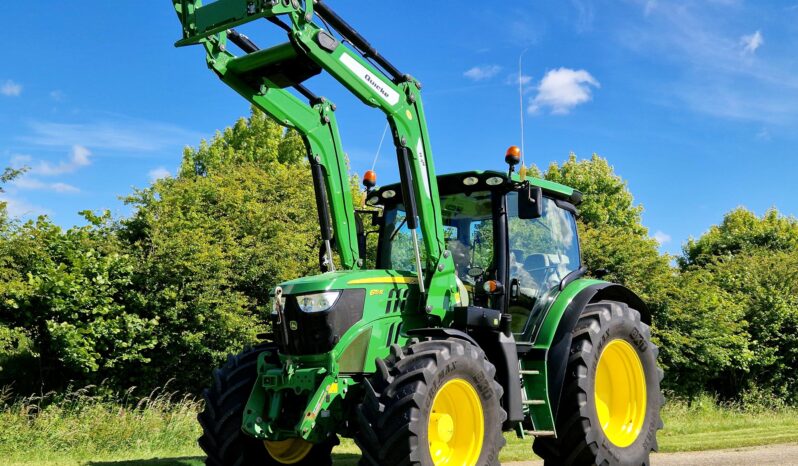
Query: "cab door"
505 191 582 337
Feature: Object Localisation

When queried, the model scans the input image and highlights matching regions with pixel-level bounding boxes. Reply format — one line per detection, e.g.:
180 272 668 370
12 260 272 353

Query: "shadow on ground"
86 453 361 466
86 458 203 466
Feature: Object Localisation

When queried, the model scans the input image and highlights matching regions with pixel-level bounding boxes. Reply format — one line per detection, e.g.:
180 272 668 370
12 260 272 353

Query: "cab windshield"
378 191 495 305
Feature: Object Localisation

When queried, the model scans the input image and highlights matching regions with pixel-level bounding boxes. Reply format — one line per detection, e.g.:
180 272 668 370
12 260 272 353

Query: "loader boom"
172 0 456 308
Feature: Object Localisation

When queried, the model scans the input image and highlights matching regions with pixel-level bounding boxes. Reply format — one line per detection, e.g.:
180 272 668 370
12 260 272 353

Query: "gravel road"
505 443 798 466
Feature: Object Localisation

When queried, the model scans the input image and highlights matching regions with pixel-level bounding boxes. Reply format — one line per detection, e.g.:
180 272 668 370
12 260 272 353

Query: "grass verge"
2 391 796 465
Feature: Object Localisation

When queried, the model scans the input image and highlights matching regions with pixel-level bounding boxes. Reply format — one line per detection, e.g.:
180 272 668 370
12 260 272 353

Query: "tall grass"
0 384 202 464
1 388 796 465
656 392 798 452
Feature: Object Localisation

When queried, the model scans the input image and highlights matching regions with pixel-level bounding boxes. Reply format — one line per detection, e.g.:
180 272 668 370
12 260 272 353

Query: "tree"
542 153 671 305
121 107 322 391
675 208 798 402
0 166 27 194
544 153 645 235
655 268 752 398
0 212 154 393
0 108 326 394
681 208 798 268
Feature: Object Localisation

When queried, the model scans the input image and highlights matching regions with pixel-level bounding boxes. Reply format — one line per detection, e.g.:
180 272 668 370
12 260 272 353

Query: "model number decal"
340 52 400 106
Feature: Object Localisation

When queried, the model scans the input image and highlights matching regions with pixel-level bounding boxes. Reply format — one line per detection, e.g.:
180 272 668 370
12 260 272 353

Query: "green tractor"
171 1 663 465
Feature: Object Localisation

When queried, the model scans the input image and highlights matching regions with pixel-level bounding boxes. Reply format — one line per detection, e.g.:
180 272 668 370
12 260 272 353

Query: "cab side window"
506 192 581 333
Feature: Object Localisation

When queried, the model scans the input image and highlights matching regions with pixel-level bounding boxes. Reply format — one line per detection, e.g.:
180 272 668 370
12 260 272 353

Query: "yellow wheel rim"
264 438 313 464
594 339 647 448
428 378 484 465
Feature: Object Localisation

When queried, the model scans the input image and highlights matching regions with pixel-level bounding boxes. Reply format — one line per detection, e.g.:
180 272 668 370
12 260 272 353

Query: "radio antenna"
518 48 530 166
371 123 389 171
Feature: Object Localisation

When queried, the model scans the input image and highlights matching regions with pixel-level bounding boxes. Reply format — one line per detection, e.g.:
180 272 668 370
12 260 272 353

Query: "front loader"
171 1 663 465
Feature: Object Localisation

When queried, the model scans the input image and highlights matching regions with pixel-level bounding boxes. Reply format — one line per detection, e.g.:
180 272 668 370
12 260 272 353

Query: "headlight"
297 291 341 313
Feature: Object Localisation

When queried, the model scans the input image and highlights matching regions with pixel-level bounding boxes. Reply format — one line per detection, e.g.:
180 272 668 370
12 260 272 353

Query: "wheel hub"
431 412 455 443
594 339 647 448
427 378 484 465
264 438 313 464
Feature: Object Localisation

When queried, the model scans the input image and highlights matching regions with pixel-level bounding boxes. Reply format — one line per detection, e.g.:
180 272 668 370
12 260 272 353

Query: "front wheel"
355 338 507 465
533 300 664 466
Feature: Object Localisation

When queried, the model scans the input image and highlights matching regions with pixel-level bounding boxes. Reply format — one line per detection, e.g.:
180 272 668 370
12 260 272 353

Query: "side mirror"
355 209 380 227
518 185 543 219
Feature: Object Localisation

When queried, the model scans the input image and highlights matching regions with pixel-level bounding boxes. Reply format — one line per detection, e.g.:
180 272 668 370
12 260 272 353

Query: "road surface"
505 443 798 465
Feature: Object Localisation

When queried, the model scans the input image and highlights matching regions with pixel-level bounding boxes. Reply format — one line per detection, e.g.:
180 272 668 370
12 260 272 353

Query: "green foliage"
655 269 752 397
707 250 798 402
119 109 320 391
544 153 645 235
681 208 798 267
0 213 156 392
0 166 27 194
544 157 798 403
576 222 670 303
122 169 318 391
1 113 796 408
541 153 669 304
675 208 798 402
0 108 322 394
177 109 302 177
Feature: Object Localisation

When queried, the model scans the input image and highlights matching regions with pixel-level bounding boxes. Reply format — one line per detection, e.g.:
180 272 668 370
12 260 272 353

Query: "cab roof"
369 170 582 206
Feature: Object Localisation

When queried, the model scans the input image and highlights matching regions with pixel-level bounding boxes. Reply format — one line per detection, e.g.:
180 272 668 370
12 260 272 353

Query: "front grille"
271 288 365 355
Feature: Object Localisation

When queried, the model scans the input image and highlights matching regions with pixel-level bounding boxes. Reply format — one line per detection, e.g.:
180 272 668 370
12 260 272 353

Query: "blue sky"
1 1 797 256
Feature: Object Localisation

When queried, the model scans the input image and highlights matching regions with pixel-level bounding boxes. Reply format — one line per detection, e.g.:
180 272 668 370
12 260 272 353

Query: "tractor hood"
278 269 419 296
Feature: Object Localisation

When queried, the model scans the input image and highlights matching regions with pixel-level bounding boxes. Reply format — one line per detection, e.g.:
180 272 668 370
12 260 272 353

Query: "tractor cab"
368 170 584 339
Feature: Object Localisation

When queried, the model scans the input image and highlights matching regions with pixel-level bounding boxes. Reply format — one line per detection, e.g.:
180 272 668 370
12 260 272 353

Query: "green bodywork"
171 0 616 445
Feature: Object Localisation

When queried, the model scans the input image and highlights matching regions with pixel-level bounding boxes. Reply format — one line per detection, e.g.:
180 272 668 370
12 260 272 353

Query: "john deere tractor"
171 1 663 465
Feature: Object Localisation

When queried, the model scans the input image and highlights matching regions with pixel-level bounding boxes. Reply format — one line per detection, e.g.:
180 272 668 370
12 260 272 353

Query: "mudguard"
539 282 650 423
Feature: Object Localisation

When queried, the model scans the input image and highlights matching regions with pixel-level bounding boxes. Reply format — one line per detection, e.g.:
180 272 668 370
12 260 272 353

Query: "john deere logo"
289 321 298 331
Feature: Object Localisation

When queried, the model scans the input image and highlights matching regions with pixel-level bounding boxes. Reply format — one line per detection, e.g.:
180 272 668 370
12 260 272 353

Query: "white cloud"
529 68 600 114
653 230 672 245
617 5 796 125
464 65 502 81
13 177 80 193
572 0 595 32
148 167 171 182
23 118 203 152
740 30 764 55
0 197 50 217
1 80 22 97
49 90 65 102
10 154 32 167
33 145 92 176
50 182 80 193
506 74 534 86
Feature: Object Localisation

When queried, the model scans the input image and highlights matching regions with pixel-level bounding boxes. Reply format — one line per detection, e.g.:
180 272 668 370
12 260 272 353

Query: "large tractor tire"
356 338 507 466
533 300 664 466
198 344 337 466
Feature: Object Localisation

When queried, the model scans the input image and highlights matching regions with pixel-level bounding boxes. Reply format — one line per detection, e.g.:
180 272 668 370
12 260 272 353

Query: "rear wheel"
533 300 664 466
355 338 506 465
198 345 337 466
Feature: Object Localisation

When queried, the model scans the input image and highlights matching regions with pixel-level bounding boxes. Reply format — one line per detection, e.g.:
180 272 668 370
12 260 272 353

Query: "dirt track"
506 443 798 465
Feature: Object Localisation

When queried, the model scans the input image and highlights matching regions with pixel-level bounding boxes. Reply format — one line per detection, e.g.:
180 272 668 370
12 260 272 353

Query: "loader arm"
172 0 456 310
